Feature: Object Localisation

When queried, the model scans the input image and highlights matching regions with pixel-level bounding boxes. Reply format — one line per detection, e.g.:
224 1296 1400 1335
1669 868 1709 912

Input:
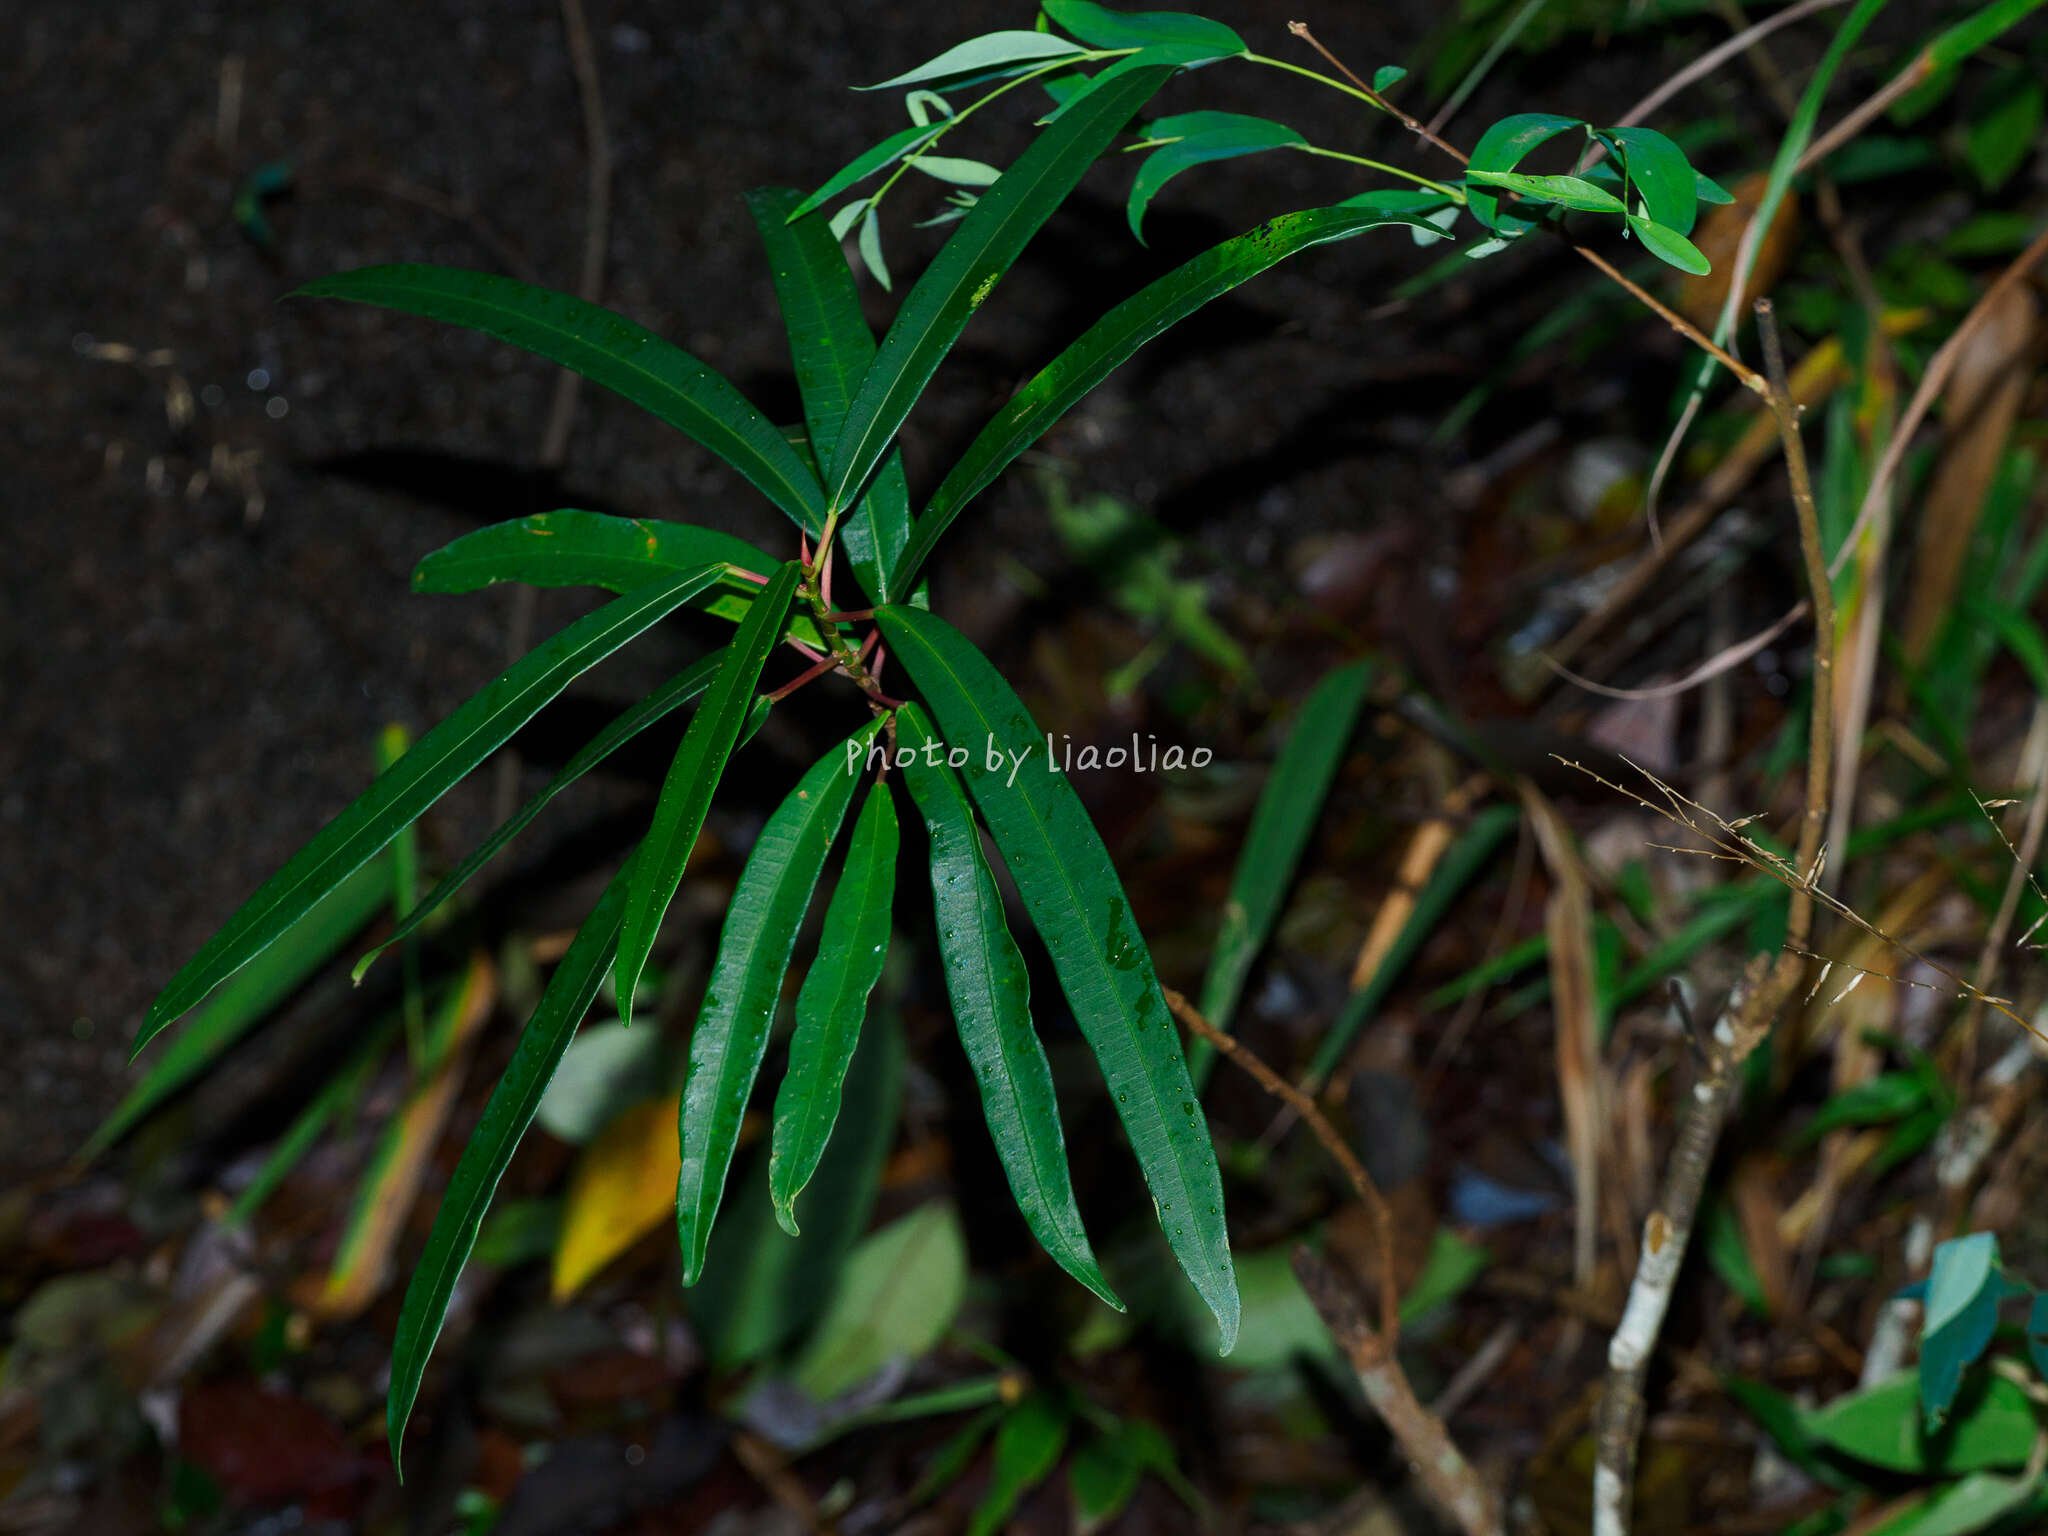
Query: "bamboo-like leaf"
355 656 771 982
876 607 1237 1350
138 564 725 1055
1043 0 1245 54
676 718 884 1282
1189 658 1373 1089
789 123 947 222
894 207 1439 595
747 188 913 605
415 510 825 646
1464 169 1625 214
295 266 825 535
825 65 1177 514
615 563 802 1022
770 781 899 1233
85 856 391 1160
859 31 1089 92
896 704 1118 1307
387 865 630 1473
1127 114 1306 242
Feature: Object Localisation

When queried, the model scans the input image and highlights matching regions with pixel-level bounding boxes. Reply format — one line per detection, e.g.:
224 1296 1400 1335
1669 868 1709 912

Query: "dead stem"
1286 22 1469 165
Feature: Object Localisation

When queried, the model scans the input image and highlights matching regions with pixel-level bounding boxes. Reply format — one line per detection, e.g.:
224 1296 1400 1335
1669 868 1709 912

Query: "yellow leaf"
551 1093 683 1302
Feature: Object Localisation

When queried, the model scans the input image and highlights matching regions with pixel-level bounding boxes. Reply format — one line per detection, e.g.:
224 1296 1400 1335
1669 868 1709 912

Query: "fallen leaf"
551 1094 683 1302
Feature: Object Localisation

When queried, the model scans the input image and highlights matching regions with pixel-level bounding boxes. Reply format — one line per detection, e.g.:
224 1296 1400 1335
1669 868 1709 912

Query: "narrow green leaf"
790 123 947 222
1306 802 1520 1086
910 154 1005 186
1926 0 2048 68
877 606 1237 1351
1191 659 1372 1088
1127 114 1306 241
1070 1432 1143 1533
1373 64 1407 90
296 267 825 535
896 206 1440 595
87 856 391 1159
1465 168 1625 214
748 187 917 606
387 865 629 1474
969 1393 1072 1536
770 782 899 1233
826 65 1178 514
1627 215 1712 275
1464 112 1583 232
896 704 1118 1308
675 718 883 1282
860 31 1090 91
1038 42 1240 126
1696 169 1735 203
1043 0 1245 54
355 653 758 982
1598 125 1698 234
138 565 724 1055
857 204 892 291
614 564 802 1025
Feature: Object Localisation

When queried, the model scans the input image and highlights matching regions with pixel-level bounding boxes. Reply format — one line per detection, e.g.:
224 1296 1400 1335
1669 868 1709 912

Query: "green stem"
1243 52 1387 110
1296 144 1465 201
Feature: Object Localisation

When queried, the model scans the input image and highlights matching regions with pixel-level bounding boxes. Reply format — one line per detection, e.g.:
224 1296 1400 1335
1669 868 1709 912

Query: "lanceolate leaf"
1627 215 1712 275
1190 658 1373 1089
137 564 726 1054
1464 169 1625 214
1464 112 1582 233
789 123 947 222
858 31 1090 92
388 865 631 1473
770 781 899 1233
826 65 1177 514
676 719 884 1283
355 657 774 981
894 207 1439 595
747 187 913 605
1127 114 1306 241
896 704 1118 1308
296 266 826 535
969 1393 1072 1536
85 856 391 1159
615 564 802 1024
1042 0 1246 55
1037 43 1233 125
877 607 1238 1350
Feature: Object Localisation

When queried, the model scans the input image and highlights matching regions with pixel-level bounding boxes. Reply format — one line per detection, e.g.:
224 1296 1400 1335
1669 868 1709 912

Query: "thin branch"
1571 244 1766 395
1796 46 1938 174
1542 599 1808 700
1287 21 1470 164
1161 986 1400 1345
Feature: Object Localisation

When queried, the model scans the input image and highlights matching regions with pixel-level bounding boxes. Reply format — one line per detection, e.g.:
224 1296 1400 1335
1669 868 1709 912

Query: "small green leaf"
909 154 1005 186
747 187 913 607
1399 1225 1489 1321
86 856 392 1160
1626 215 1712 275
388 865 631 1473
1465 169 1625 214
1806 1370 2037 1473
770 782 898 1234
905 89 955 126
615 563 802 1027
1926 0 2048 70
1597 125 1698 235
1464 112 1583 232
295 267 825 535
791 125 947 222
137 565 725 1055
1127 113 1306 242
1793 1071 1931 1145
855 204 891 290
1042 0 1245 55
896 206 1439 596
1038 42 1231 125
969 1393 1071 1536
877 607 1238 1352
1190 658 1372 1087
675 719 883 1283
1920 1233 2010 1425
790 1200 969 1401
827 65 1178 513
1696 169 1735 203
829 199 869 242
1069 1433 1142 1532
896 705 1118 1308
1967 75 2044 192
1373 64 1407 90
1881 1472 2043 1536
860 31 1089 92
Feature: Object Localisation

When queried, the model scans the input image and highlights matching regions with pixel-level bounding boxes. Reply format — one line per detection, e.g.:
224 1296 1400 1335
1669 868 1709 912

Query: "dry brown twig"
1161 989 1502 1535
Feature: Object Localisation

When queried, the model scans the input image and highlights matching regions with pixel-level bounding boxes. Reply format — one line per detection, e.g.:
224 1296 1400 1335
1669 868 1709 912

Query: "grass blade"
896 704 1119 1308
825 65 1178 514
353 654 770 982
296 266 826 535
387 865 630 1473
894 207 1440 595
748 187 914 605
84 856 391 1160
614 563 802 1021
876 607 1237 1350
137 563 724 1056
770 780 898 1233
676 719 884 1282
1190 658 1373 1089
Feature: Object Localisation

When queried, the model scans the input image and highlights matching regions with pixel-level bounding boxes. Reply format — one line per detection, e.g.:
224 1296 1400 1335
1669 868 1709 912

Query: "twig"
1292 1248 1503 1536
1796 46 1938 174
1591 299 1837 1536
1287 22 1470 165
1826 226 2048 581
1161 986 1400 1344
1542 599 1808 701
